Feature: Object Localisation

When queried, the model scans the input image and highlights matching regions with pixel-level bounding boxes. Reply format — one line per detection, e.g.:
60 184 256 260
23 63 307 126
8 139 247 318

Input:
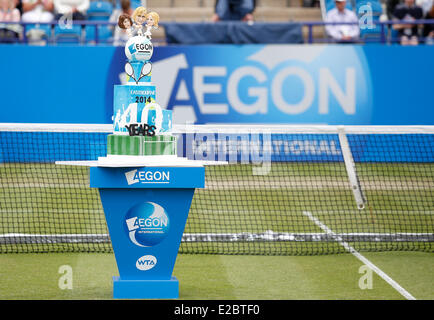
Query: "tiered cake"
106 16 176 158
97 7 210 167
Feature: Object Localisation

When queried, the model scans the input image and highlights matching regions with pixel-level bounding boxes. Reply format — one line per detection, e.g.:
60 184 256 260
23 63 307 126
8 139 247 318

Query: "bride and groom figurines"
118 7 159 40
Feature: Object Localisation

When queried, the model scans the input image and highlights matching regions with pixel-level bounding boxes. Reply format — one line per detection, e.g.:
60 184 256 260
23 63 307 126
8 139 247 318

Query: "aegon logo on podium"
125 169 170 185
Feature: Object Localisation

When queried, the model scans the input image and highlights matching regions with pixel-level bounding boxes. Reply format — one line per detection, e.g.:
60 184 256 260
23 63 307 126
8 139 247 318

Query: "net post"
337 126 366 210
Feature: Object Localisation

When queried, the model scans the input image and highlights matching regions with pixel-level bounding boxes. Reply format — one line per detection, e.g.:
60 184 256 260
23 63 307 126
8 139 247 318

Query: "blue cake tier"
113 84 172 135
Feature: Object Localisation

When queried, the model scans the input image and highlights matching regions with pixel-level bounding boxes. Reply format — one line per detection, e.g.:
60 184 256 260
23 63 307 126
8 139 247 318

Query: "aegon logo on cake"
125 168 170 185
125 202 170 247
133 42 153 52
127 41 153 56
125 36 154 61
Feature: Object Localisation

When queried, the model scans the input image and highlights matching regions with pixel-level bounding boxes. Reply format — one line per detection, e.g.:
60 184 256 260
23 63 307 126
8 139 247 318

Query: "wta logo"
136 255 157 271
125 202 170 247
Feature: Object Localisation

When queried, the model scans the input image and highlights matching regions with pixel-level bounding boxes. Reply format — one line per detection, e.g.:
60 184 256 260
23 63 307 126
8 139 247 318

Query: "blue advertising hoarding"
154 45 372 125
1 131 432 164
0 44 433 125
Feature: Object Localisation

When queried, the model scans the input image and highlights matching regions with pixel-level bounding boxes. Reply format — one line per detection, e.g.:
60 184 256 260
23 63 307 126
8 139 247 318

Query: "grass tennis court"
1 162 432 254
0 161 433 299
0 148 433 299
0 251 433 299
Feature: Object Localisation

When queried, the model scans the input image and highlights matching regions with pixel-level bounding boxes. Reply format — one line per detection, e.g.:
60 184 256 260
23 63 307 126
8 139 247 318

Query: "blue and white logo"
125 202 170 247
151 45 372 125
125 168 170 185
125 36 153 62
136 255 157 271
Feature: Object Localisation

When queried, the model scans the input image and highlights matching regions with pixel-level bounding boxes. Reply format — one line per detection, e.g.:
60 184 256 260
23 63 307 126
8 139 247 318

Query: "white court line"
302 211 417 300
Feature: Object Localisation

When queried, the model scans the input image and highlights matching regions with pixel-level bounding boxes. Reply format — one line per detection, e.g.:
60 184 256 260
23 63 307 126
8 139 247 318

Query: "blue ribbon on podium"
90 165 205 299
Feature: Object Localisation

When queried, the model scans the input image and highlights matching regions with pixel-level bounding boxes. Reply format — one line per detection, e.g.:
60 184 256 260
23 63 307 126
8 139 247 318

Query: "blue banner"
0 44 433 125
1 131 432 163
181 133 434 163
90 166 205 188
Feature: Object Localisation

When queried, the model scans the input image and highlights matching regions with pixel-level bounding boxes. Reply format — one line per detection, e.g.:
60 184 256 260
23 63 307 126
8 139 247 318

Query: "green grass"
0 162 433 254
0 162 432 299
0 252 432 300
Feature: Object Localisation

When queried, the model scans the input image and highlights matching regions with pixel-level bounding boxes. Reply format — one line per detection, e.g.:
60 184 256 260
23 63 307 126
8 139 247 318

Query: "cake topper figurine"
131 6 147 37
118 7 160 40
118 6 160 84
144 11 160 40
118 13 133 38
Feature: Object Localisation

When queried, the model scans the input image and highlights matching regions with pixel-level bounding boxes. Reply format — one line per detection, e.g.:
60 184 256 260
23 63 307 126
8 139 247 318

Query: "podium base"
112 276 179 299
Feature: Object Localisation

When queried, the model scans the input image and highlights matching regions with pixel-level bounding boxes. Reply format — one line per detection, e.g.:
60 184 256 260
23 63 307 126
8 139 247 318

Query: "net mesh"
0 125 433 255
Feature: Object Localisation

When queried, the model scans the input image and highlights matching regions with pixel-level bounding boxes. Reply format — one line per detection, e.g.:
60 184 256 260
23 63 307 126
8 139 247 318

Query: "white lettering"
227 66 267 115
358 4 373 30
136 170 170 182
358 265 373 289
154 171 161 181
194 67 228 114
174 304 209 318
139 218 168 228
58 265 73 290
161 57 359 118
144 171 153 180
272 66 314 114
319 68 356 115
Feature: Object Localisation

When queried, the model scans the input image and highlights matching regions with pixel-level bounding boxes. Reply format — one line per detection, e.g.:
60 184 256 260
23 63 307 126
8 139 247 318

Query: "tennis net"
0 123 433 255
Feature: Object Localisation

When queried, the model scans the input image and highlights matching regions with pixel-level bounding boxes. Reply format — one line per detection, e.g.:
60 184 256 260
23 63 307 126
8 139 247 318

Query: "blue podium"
90 165 205 299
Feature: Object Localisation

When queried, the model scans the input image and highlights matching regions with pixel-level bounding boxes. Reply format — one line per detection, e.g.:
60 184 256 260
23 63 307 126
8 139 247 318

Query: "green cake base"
107 134 177 156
